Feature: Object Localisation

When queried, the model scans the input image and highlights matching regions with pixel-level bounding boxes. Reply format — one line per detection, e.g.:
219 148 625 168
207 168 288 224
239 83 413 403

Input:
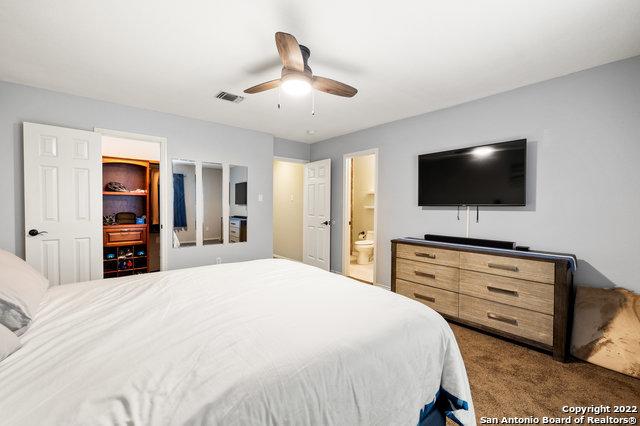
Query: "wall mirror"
202 162 224 245
172 159 196 248
228 165 248 243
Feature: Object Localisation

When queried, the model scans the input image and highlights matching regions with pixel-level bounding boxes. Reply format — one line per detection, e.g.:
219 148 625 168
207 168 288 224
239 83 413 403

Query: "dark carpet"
449 323 640 422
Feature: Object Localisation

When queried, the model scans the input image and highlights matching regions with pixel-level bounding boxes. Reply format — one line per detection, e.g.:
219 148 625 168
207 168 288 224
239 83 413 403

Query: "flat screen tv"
418 139 526 206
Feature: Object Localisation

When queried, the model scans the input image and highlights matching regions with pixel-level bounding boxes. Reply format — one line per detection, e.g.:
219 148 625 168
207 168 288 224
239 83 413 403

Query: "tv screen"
418 139 526 206
235 182 247 205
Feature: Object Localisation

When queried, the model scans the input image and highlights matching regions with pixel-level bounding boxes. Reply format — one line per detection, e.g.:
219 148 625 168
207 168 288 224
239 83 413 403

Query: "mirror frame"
228 164 249 244
171 159 198 248
170 160 249 248
202 162 224 245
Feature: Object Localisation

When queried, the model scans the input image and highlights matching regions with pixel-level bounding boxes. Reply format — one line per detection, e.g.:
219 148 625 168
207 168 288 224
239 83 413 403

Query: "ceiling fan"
244 32 357 98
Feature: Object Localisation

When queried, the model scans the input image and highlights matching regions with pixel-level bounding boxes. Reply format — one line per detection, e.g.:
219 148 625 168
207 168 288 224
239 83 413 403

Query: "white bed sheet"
0 259 474 425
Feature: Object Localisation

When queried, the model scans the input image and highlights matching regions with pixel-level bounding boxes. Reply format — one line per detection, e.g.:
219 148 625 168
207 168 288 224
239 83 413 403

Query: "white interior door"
23 122 103 285
303 159 331 270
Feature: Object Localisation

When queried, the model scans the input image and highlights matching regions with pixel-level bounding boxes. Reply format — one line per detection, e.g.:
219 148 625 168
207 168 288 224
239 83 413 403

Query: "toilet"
354 230 375 265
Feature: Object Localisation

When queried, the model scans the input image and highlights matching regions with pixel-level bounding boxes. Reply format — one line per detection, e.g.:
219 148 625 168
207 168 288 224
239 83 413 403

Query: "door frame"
342 148 378 284
273 156 309 164
95 128 169 272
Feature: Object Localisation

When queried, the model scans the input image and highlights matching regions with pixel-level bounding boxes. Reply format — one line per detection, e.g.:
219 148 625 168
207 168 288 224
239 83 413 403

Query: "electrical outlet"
216 257 222 264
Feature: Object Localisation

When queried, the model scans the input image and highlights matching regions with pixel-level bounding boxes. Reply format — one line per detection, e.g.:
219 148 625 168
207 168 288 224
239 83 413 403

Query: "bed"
0 259 474 425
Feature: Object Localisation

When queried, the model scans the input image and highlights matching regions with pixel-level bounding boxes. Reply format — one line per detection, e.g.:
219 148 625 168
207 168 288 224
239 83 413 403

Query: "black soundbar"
424 234 516 250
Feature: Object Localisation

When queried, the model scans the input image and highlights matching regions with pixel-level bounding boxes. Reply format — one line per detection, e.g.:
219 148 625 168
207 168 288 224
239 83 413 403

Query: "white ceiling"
1 1 639 143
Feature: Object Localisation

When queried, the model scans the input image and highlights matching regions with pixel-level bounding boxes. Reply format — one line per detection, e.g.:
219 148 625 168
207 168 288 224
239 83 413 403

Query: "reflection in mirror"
229 165 248 243
172 159 196 248
202 162 223 245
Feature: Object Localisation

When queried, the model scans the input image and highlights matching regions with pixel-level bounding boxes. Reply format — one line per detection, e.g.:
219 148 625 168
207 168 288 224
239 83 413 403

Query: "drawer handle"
413 293 436 303
487 286 519 297
415 252 436 259
487 312 518 326
414 271 436 279
487 262 519 272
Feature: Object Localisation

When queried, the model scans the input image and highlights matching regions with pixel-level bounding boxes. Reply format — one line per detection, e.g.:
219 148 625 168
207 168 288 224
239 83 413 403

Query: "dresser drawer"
396 279 458 317
460 252 554 284
396 244 459 268
460 270 554 315
459 295 553 346
396 258 458 292
103 226 146 246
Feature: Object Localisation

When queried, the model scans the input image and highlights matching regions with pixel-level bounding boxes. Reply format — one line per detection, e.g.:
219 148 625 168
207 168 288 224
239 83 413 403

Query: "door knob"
28 229 47 237
321 220 331 226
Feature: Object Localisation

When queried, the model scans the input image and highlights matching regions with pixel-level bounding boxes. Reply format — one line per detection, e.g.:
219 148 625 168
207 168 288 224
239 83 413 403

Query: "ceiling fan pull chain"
277 86 282 110
311 89 316 116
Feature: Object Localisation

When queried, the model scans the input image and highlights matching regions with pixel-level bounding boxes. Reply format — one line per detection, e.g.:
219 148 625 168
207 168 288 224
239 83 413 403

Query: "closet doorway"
97 129 169 274
342 149 378 284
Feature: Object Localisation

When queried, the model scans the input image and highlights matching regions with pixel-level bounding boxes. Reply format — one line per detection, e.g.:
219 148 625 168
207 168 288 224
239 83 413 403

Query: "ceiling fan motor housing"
299 45 312 73
282 45 312 82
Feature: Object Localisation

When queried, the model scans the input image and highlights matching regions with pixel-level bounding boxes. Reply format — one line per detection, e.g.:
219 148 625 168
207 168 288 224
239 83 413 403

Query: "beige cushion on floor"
571 286 640 379
0 250 49 335
0 323 21 362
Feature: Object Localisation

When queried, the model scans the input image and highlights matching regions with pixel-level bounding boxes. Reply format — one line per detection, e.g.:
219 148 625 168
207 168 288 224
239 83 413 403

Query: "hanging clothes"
173 173 187 229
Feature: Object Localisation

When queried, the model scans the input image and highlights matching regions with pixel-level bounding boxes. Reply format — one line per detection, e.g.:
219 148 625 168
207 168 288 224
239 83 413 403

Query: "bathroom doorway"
342 149 378 284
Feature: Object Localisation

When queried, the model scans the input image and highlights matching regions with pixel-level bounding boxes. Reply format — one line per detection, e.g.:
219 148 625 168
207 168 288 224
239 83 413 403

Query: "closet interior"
102 157 160 278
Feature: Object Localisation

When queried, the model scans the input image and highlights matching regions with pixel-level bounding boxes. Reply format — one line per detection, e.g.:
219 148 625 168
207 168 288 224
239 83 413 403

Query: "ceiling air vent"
215 91 244 103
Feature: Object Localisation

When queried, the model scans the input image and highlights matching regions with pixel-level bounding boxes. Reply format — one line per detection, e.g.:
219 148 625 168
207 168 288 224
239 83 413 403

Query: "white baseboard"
374 282 391 290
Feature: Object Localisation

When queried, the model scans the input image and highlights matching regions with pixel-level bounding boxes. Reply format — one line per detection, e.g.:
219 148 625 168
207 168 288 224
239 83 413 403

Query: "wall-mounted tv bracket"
456 205 478 237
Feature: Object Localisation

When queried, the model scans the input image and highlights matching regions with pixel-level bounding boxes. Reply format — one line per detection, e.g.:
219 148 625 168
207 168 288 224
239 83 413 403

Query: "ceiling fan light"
281 75 312 96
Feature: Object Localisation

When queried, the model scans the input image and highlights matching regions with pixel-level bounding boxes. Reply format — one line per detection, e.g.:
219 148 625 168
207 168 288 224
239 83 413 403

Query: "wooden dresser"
391 238 575 361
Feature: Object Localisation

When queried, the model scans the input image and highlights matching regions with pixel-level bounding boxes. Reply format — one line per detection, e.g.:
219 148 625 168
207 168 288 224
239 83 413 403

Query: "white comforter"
0 259 474 425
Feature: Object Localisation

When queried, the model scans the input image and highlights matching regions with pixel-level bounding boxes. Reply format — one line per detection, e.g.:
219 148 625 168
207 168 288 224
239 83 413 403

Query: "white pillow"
0 250 49 335
0 323 21 362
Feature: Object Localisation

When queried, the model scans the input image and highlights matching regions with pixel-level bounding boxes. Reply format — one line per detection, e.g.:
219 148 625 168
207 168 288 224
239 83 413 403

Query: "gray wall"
311 56 640 291
274 137 310 161
0 81 274 270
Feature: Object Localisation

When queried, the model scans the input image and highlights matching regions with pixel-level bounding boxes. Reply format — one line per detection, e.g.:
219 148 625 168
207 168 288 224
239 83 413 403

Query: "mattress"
0 259 474 425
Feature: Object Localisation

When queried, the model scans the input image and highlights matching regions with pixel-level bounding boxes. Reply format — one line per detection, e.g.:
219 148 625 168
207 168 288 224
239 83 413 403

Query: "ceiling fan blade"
244 79 281 94
275 32 304 72
312 76 358 98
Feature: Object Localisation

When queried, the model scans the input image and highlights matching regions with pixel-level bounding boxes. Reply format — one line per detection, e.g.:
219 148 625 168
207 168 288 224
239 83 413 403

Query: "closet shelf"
103 255 147 262
103 191 147 196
